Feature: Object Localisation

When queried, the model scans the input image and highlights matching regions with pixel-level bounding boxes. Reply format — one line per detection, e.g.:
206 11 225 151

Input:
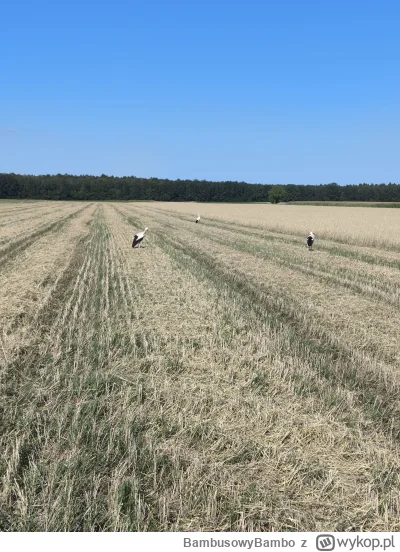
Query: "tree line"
1 173 400 203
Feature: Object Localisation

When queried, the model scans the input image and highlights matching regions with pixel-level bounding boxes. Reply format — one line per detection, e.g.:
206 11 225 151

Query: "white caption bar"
1 532 398 552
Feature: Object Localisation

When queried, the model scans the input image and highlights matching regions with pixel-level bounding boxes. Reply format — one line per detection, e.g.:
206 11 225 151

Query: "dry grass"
0 202 84 245
1 200 399 531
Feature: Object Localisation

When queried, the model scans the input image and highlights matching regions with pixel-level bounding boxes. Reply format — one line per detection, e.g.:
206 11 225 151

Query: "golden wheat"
149 202 400 249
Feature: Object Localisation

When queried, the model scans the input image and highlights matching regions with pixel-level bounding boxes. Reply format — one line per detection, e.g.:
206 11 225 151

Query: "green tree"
268 186 286 204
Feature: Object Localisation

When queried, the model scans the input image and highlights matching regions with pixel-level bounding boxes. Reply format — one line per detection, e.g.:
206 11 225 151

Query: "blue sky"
1 0 399 184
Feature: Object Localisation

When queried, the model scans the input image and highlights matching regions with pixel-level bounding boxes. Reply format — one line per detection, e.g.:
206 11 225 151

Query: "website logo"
316 534 335 551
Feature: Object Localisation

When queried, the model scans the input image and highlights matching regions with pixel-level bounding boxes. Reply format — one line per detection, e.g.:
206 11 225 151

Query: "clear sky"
1 0 399 184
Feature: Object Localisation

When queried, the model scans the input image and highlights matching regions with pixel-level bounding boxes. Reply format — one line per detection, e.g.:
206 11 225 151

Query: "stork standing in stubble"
132 227 148 248
307 231 315 250
196 214 200 223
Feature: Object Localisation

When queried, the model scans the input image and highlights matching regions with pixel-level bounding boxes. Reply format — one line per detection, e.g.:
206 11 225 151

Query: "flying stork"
196 214 200 223
132 227 148 248
307 231 315 250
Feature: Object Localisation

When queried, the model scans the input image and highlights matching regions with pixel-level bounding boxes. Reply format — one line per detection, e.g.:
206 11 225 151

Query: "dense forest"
1 173 400 202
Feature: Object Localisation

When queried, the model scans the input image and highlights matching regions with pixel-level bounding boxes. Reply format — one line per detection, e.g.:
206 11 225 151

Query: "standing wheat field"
1 200 400 531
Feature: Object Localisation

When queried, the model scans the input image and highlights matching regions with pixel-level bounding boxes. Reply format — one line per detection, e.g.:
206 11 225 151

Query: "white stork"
132 227 148 248
307 231 315 250
196 214 200 223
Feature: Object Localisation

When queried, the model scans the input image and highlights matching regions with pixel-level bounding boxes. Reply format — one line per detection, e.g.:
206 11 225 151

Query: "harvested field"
1 200 399 531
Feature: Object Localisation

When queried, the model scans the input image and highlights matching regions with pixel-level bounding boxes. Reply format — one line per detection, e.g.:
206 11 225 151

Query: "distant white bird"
307 231 315 250
196 214 200 223
132 227 148 248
